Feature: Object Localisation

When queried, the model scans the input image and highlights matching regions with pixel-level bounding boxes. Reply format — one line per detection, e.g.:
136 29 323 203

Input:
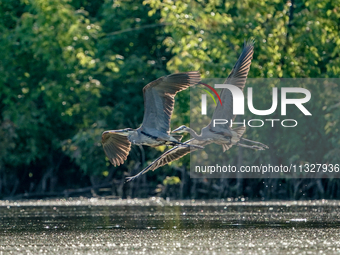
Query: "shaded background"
0 0 339 200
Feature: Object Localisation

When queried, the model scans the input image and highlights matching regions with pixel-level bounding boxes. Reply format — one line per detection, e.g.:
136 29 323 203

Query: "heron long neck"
186 128 202 140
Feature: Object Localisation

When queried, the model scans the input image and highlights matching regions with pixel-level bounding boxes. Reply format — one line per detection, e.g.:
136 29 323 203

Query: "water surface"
1 198 340 254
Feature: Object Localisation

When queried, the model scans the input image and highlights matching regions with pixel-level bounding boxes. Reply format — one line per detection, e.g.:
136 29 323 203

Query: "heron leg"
237 142 265 150
240 138 269 149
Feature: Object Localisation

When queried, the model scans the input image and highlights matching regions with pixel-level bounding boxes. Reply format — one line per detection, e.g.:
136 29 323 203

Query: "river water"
0 198 340 254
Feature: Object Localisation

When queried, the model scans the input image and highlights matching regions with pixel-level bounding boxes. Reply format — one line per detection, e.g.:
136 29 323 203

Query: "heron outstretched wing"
102 131 131 166
126 139 210 182
144 139 206 172
140 71 201 135
209 40 254 131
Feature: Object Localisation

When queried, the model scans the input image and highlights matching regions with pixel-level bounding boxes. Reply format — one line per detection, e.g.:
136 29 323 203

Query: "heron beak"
172 126 185 133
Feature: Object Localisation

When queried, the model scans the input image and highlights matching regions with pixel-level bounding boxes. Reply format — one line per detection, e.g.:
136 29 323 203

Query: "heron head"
172 125 190 134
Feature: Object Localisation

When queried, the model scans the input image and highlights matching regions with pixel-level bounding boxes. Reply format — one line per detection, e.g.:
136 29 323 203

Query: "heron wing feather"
101 132 131 166
141 71 201 134
141 139 209 174
209 40 254 131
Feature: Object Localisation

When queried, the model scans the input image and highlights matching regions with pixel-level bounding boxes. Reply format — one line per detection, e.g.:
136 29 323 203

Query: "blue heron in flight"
126 40 268 182
101 71 203 167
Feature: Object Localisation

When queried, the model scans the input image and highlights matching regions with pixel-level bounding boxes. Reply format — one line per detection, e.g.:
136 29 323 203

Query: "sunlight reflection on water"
0 198 340 254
